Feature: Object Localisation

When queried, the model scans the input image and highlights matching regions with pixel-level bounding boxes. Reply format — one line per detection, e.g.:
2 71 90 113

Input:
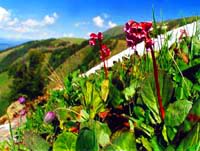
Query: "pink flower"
88 32 110 78
89 39 96 46
18 96 26 104
44 111 56 123
124 20 153 49
100 45 111 61
89 32 103 46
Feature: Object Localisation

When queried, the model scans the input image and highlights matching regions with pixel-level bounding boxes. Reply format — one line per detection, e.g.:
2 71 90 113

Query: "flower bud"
18 96 26 104
44 111 56 123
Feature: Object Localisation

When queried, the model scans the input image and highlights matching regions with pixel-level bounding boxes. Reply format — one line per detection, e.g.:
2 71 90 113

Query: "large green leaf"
123 79 139 101
76 127 99 151
95 121 111 147
104 130 137 151
101 79 109 102
139 136 152 151
53 132 77 151
23 131 50 151
140 78 161 124
84 81 93 106
176 123 200 151
109 83 124 107
165 100 192 127
158 72 174 107
82 81 104 119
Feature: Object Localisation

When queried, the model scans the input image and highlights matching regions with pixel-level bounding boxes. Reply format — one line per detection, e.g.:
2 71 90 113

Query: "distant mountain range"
0 38 28 51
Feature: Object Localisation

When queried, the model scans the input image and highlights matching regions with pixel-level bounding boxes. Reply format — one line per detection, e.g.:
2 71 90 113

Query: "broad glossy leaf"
76 127 98 151
166 127 177 141
90 87 104 119
165 100 192 127
140 78 161 124
101 79 109 102
140 136 152 151
104 130 137 151
84 81 93 106
177 123 200 151
158 72 174 107
24 131 50 151
95 121 111 147
150 136 163 151
123 80 139 101
53 132 77 151
162 125 169 144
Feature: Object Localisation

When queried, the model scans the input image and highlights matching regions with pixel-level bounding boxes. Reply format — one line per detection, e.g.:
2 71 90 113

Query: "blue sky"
0 0 199 40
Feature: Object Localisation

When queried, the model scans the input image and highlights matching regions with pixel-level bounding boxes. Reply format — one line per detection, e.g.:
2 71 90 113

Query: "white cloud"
0 7 10 22
0 8 59 39
108 21 117 28
7 18 18 26
43 13 58 25
22 19 40 27
93 16 104 27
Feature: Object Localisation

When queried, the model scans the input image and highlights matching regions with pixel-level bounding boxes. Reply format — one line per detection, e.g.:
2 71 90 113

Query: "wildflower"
18 96 26 104
100 45 111 61
89 32 110 78
44 111 56 123
124 20 153 49
124 20 165 120
89 32 103 46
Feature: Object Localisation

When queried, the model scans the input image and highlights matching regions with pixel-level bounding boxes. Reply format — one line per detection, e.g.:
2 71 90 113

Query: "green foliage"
104 130 137 151
76 127 99 151
165 100 192 127
176 123 200 151
53 132 77 151
23 131 50 151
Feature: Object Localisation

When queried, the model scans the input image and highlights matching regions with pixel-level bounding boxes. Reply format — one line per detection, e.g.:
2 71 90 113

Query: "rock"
0 115 7 125
6 101 25 120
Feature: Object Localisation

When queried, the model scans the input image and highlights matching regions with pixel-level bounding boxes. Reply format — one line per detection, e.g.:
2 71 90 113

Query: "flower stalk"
124 20 165 120
150 46 165 120
89 32 110 79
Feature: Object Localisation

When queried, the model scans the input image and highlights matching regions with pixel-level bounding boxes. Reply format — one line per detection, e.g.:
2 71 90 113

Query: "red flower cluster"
100 45 111 61
89 32 103 46
89 32 111 78
124 20 154 50
89 32 111 61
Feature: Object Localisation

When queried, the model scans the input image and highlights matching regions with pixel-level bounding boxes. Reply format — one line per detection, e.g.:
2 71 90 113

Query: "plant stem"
150 47 165 120
99 40 108 79
103 60 108 79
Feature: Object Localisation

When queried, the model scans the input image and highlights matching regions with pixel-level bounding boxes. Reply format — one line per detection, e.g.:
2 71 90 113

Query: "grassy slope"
0 38 85 116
